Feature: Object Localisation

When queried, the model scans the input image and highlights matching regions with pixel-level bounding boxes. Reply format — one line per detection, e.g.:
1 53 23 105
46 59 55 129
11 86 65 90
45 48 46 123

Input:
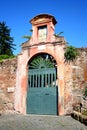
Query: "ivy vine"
64 45 78 62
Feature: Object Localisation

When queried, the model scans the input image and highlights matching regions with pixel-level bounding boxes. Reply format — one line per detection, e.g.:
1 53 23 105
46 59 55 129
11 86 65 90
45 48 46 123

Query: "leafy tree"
0 21 16 55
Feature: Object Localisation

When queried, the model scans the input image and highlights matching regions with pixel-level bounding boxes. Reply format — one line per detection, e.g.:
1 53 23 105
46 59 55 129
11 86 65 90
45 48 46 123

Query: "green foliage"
83 86 87 97
22 29 33 40
0 54 15 62
22 35 31 40
64 45 78 62
82 109 87 116
0 21 16 55
54 31 64 37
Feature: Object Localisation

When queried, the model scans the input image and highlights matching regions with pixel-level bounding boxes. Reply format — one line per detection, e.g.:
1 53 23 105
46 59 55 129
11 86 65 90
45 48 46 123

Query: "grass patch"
0 54 16 62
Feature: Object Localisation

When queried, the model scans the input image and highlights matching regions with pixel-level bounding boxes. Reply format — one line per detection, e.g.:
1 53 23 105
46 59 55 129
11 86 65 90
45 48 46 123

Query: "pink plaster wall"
15 14 66 115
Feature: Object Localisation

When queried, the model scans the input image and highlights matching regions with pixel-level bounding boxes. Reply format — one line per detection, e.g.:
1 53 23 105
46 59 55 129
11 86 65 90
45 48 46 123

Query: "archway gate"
26 67 58 115
15 14 66 115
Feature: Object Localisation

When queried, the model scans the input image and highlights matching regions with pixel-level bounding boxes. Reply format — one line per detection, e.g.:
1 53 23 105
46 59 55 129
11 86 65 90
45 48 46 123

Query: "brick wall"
64 48 87 114
72 48 87 111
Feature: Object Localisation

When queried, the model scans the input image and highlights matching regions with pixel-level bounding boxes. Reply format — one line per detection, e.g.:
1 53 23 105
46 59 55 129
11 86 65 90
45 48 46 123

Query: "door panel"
27 87 58 115
27 68 58 115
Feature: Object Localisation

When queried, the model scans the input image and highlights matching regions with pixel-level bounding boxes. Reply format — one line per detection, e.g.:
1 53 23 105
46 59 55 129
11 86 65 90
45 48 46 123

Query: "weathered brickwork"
64 48 87 114
0 58 17 113
72 48 87 112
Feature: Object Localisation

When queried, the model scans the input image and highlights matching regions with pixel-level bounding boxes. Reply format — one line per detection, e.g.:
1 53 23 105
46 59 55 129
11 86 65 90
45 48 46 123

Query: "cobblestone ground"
0 114 87 130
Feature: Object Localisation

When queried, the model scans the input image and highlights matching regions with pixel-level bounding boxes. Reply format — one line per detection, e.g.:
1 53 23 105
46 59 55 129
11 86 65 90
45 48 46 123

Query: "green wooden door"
26 68 58 115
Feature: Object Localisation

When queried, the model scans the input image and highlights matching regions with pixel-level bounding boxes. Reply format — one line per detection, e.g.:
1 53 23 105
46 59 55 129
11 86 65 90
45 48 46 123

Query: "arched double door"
26 53 58 115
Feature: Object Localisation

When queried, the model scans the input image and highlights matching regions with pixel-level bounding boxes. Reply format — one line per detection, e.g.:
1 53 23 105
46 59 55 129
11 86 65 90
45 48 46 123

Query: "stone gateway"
0 14 87 115
15 14 66 115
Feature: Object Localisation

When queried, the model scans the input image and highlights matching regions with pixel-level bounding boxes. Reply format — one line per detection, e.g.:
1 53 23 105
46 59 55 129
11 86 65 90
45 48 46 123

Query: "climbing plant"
53 32 78 62
64 45 78 62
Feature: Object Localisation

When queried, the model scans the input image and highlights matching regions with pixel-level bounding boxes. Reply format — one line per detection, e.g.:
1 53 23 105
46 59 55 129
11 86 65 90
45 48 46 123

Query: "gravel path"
0 114 87 130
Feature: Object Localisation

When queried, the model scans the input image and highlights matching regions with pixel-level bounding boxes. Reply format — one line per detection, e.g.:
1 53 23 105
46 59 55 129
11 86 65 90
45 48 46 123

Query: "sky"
0 0 87 55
